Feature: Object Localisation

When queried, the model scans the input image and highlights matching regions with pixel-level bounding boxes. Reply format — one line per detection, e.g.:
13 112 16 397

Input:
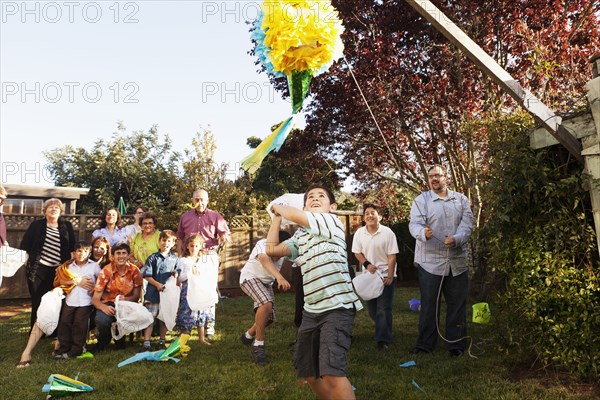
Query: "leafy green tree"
243 127 343 206
167 127 254 225
44 124 180 215
45 124 260 229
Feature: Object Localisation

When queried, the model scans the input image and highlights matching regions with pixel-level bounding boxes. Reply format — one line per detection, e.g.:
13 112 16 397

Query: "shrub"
480 111 600 378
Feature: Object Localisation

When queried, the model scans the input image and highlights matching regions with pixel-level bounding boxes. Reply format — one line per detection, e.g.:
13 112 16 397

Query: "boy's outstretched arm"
266 215 292 258
257 253 291 291
270 204 309 228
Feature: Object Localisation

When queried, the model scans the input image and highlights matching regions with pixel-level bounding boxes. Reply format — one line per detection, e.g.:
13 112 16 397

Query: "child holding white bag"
140 230 179 352
16 242 98 367
175 234 218 345
53 241 101 359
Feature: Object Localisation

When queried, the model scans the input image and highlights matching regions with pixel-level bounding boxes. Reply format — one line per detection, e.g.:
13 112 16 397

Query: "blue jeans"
366 278 395 344
95 302 117 347
415 265 468 352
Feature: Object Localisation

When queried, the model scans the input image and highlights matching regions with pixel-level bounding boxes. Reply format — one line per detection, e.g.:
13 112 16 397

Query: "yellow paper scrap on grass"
42 374 93 397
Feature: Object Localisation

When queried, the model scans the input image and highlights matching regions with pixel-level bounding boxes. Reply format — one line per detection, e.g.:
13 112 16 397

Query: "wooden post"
78 215 88 241
584 55 600 255
249 215 254 248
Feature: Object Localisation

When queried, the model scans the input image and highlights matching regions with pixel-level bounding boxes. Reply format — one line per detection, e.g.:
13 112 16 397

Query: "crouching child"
91 242 143 351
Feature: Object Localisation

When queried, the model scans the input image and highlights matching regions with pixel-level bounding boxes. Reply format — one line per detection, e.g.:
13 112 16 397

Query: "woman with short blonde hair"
42 198 64 213
19 197 76 330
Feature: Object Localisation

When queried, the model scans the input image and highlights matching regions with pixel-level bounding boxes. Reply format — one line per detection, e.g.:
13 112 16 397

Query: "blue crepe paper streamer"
251 11 286 78
411 379 427 395
400 360 416 368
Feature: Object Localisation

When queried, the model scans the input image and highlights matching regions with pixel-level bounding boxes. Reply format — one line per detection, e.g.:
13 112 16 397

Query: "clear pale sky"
0 1 295 186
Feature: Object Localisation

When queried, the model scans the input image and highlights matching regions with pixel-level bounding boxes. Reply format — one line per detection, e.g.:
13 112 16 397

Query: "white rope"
414 198 477 358
342 56 402 172
436 263 477 359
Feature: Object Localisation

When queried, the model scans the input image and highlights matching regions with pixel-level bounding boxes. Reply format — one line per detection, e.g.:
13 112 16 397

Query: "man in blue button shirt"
409 164 473 357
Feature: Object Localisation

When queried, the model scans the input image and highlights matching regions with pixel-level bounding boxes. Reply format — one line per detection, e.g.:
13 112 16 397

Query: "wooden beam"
404 0 583 162
530 112 595 149
584 68 600 255
587 76 600 140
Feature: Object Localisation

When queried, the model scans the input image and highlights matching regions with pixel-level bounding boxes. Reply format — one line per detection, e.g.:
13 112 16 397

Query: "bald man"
176 189 230 339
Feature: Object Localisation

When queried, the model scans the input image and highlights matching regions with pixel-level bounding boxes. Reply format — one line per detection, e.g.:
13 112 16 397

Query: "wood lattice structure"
0 211 363 299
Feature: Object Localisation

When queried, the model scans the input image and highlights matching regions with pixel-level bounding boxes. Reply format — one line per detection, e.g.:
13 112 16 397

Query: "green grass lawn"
0 288 596 400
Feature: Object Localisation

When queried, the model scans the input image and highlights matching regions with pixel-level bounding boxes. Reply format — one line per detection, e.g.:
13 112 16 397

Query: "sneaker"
157 342 167 351
115 338 126 350
139 344 152 353
409 347 429 355
377 341 389 351
252 345 267 366
449 349 464 357
240 333 254 346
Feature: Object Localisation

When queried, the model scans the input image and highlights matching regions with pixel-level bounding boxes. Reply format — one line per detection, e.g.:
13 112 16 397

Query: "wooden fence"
0 212 364 299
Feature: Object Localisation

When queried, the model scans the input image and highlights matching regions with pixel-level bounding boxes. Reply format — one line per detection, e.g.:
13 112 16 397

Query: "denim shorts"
144 302 160 318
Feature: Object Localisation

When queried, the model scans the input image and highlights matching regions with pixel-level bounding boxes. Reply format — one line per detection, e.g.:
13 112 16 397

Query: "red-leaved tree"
259 0 599 223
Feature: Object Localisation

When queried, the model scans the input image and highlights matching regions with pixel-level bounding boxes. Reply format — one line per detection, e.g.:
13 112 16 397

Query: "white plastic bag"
352 271 384 301
37 287 65 335
157 276 181 331
267 193 305 227
111 295 154 340
0 245 28 288
186 256 219 311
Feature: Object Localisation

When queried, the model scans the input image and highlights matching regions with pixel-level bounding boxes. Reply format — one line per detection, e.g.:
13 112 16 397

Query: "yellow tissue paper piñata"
260 0 344 76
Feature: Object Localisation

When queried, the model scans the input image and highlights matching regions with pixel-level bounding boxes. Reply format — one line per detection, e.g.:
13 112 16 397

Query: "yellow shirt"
131 231 160 264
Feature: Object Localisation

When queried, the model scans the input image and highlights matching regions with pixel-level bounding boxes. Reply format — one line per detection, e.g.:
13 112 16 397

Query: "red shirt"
176 208 230 250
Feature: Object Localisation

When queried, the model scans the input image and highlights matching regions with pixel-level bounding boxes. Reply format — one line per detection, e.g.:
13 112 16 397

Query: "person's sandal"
16 360 31 369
